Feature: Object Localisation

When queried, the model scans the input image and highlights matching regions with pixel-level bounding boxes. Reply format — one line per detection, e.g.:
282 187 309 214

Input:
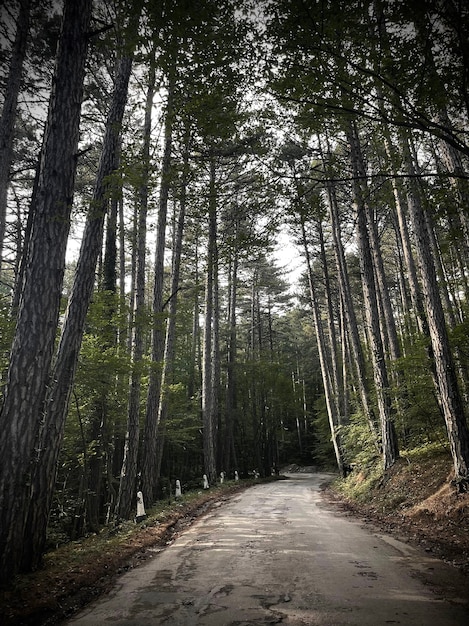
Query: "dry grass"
328 444 469 572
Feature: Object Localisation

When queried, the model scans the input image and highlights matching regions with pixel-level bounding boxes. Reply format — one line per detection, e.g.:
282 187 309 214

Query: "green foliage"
310 396 338 468
337 411 379 469
403 441 450 463
334 457 384 503
390 338 448 448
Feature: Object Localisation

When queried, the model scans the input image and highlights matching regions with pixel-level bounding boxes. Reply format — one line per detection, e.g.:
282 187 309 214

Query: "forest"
0 0 468 584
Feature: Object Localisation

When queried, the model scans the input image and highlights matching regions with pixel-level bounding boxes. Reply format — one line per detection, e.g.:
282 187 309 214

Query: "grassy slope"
327 443 469 573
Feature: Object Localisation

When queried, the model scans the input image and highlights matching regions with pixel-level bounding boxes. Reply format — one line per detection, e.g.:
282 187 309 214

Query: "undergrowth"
332 441 453 510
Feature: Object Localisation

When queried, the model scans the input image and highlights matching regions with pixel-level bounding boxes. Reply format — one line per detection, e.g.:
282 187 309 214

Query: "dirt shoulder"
0 483 253 626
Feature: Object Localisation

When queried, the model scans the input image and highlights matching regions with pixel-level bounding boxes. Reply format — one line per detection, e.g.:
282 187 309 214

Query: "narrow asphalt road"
66 473 469 625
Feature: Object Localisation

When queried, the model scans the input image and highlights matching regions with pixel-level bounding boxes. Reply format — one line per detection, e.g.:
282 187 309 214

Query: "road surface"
66 473 469 625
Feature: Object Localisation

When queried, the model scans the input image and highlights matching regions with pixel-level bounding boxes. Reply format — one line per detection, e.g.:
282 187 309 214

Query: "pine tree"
0 0 92 580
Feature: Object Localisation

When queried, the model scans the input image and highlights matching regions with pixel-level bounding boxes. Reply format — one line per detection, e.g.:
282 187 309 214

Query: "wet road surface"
66 473 469 625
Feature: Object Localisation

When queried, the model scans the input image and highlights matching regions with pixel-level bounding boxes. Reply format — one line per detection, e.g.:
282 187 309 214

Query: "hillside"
325 445 469 574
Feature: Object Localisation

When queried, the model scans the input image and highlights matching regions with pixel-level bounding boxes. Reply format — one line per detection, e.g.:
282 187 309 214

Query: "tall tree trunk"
202 154 218 483
346 119 399 470
211 218 221 472
300 217 345 476
87 153 121 530
225 247 239 474
187 234 201 401
401 131 469 484
407 138 459 328
0 0 31 278
0 0 92 580
102 161 120 294
21 36 137 571
154 149 188 481
317 217 343 421
320 137 380 445
141 73 175 505
384 134 428 337
116 49 156 520
339 293 350 425
365 197 401 362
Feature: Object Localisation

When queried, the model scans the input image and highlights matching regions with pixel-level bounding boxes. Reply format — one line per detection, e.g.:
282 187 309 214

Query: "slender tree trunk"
225 247 239 473
202 154 218 483
0 0 31 278
407 138 459 328
384 135 428 336
346 119 399 470
422 194 459 328
102 152 120 294
126 202 138 350
87 154 122 529
300 217 345 475
187 235 200 401
317 218 343 421
116 50 156 520
339 293 349 425
154 151 188 481
365 199 401 362
117 193 128 351
320 137 380 445
212 220 221 471
0 0 92 580
141 74 175 505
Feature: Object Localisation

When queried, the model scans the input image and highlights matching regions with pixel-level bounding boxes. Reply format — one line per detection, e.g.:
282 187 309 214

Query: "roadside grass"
51 479 260 569
327 442 469 574
332 442 453 512
0 479 260 625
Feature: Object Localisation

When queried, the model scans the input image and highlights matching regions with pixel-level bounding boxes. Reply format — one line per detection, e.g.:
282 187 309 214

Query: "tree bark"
300 216 345 475
202 153 218 483
116 49 156 520
0 0 31 278
317 217 343 421
384 134 428 337
154 147 188 481
141 72 175 505
20 40 137 571
320 136 380 445
401 131 469 483
0 0 92 580
187 234 201 401
346 119 399 470
225 245 239 474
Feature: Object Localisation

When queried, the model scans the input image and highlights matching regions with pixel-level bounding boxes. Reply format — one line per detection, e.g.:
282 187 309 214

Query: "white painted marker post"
175 480 182 498
136 491 146 523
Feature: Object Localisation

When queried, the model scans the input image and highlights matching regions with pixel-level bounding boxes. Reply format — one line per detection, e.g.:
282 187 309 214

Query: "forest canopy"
0 0 468 582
